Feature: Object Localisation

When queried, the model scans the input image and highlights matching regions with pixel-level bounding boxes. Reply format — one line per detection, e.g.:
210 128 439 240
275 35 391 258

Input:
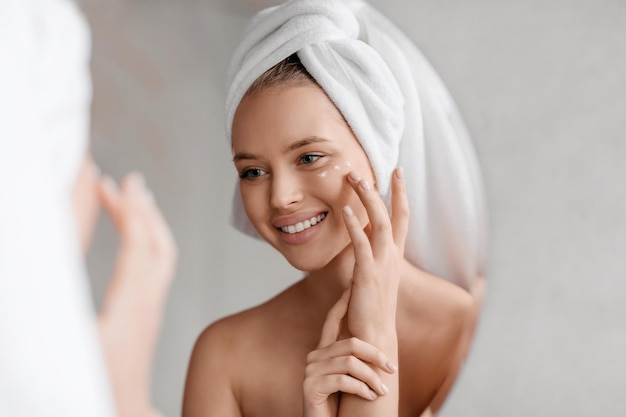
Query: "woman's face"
231 82 376 271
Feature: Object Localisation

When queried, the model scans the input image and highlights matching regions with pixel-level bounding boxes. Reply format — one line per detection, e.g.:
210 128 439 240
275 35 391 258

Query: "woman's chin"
284 255 332 273
281 240 352 273
259 227 352 272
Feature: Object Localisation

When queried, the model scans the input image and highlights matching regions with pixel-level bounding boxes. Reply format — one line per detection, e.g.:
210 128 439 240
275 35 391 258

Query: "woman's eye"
299 154 322 165
240 168 266 179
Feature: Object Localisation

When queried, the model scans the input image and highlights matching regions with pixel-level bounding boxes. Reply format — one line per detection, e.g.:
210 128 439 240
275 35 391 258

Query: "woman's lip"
272 210 327 228
278 214 326 245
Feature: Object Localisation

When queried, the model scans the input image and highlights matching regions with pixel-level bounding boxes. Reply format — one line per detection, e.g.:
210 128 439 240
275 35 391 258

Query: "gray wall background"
81 1 626 416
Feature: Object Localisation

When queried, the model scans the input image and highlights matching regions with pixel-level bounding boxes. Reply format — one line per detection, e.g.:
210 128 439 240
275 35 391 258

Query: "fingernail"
143 189 155 204
343 205 353 217
369 389 378 399
381 383 389 395
395 167 404 180
386 361 398 373
360 180 370 191
348 171 361 182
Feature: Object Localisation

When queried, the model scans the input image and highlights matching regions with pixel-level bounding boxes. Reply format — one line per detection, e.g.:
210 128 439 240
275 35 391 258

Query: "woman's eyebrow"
285 136 329 152
233 137 329 161
232 152 257 162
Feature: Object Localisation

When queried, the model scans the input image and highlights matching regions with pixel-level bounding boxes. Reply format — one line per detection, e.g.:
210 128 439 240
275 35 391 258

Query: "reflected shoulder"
399 261 476 331
396 261 479 413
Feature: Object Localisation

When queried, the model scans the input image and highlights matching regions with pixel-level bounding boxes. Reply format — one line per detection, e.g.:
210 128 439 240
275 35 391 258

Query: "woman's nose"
270 172 304 210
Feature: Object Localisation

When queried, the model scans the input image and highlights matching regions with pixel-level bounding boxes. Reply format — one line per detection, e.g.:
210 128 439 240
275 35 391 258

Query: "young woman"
0 2 177 416
184 1 486 416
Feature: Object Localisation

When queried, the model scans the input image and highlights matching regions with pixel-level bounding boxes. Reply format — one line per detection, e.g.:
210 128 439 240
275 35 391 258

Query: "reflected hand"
303 286 396 417
343 168 408 343
96 172 177 417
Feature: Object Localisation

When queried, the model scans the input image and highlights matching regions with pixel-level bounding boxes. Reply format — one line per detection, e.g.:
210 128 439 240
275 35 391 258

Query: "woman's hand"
343 168 409 343
331 167 407 417
303 286 397 417
96 172 177 417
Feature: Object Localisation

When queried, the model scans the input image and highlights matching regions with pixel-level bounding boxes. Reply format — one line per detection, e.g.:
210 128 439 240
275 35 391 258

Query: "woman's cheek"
310 159 370 211
313 160 350 180
240 185 264 225
310 164 349 201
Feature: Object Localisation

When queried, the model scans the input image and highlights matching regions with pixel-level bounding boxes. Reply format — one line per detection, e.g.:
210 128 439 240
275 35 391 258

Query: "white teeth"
280 213 326 234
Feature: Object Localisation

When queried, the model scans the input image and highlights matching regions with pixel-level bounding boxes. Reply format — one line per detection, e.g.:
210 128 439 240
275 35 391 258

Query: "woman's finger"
142 196 177 261
123 176 177 275
308 337 397 374
303 374 380 404
305 355 389 396
117 172 153 247
318 284 352 348
99 172 150 244
346 171 393 253
98 172 175 302
342 205 373 269
390 167 409 253
98 175 122 226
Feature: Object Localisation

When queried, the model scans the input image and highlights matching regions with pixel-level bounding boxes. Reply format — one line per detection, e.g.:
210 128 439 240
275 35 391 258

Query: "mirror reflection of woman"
0 2 177 416
184 1 487 416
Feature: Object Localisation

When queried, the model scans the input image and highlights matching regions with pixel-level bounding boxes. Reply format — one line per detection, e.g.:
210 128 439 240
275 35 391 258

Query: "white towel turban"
226 0 487 291
0 0 115 415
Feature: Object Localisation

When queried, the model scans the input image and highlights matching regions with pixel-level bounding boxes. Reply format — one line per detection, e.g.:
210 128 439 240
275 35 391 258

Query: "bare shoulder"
191 277 306 350
398 261 475 336
182 310 250 417
186 291 291 378
397 261 478 412
182 290 287 417
183 282 306 417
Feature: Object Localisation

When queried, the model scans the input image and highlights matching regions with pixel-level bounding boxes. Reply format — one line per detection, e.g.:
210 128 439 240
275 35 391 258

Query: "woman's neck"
300 243 356 313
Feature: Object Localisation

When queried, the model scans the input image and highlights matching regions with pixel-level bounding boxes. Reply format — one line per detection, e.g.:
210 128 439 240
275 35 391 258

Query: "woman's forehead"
231 84 359 152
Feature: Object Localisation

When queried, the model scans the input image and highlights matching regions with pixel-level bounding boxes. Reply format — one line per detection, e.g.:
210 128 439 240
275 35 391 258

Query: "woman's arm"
337 168 409 417
97 172 177 417
303 286 397 417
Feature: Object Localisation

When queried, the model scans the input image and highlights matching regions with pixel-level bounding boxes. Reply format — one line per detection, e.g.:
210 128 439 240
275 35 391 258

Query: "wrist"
357 329 398 357
349 316 397 343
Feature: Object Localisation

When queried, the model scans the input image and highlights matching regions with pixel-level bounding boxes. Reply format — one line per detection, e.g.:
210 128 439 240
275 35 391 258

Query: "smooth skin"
183 83 476 417
302 166 407 417
303 284 396 417
72 154 177 417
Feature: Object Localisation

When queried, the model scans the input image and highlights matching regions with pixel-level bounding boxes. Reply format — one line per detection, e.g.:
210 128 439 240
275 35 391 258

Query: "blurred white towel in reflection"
226 0 487 291
0 0 115 416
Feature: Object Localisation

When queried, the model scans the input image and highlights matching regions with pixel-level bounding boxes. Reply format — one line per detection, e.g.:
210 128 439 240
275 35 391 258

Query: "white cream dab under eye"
344 160 351 167
333 165 340 170
317 171 327 178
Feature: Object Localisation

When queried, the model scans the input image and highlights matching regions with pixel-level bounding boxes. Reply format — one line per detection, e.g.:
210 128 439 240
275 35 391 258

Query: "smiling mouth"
278 212 327 234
